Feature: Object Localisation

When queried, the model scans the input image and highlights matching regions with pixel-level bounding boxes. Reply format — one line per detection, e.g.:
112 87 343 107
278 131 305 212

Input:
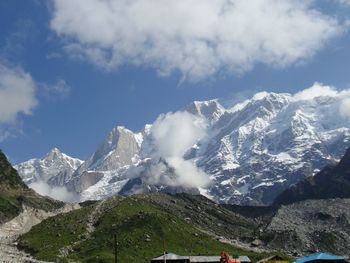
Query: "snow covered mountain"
15 148 83 187
193 92 350 204
66 126 143 193
16 85 350 205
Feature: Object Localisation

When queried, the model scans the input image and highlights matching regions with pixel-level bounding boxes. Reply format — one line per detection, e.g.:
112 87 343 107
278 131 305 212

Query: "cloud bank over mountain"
150 111 210 188
50 0 343 81
29 181 77 202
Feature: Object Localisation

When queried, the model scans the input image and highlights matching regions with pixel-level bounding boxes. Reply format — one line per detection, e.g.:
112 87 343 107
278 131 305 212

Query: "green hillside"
0 150 64 223
19 194 280 263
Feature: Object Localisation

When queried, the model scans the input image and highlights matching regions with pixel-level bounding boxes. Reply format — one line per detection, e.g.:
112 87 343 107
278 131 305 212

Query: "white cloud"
339 98 350 118
293 82 339 101
50 0 343 81
151 111 206 158
166 157 211 188
0 63 38 124
291 82 350 118
29 181 78 203
0 63 71 141
147 111 210 188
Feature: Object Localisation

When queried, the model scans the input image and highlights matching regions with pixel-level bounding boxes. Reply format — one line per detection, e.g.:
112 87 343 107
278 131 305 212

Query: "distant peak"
50 147 61 153
252 91 270 101
46 147 62 156
252 91 291 101
188 99 222 110
111 126 133 133
45 148 64 160
186 99 224 121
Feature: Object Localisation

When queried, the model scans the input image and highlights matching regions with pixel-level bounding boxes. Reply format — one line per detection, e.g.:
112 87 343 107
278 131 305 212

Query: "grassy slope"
0 150 64 223
19 194 288 263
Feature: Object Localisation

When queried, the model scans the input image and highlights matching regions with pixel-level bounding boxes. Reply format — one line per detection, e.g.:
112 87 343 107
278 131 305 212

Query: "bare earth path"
0 204 80 263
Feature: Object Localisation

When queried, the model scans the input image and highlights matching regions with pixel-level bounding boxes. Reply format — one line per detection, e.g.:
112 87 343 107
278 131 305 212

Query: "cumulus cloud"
0 63 38 124
146 111 210 188
50 0 343 81
151 111 206 158
339 98 350 118
291 82 350 118
29 181 78 202
293 82 339 101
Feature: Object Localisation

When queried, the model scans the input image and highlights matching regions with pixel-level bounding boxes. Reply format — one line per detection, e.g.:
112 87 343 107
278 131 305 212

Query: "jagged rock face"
185 100 225 123
0 150 63 223
73 127 141 174
66 127 142 193
14 148 83 187
66 171 104 193
15 91 350 204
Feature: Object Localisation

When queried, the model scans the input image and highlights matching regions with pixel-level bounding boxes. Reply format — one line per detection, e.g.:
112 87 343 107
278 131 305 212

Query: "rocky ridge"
16 89 350 205
262 198 350 256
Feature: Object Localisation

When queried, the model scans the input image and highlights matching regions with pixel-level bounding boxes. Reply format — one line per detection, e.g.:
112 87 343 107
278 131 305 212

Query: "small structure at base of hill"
257 255 289 263
150 253 251 263
295 253 347 263
151 253 189 263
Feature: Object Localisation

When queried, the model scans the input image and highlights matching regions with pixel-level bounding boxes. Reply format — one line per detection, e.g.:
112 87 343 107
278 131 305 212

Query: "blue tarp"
296 253 345 263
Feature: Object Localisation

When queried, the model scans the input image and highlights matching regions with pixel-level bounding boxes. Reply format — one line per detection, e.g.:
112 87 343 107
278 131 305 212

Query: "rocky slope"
0 150 64 224
0 150 76 263
261 198 350 256
274 147 350 205
16 88 350 205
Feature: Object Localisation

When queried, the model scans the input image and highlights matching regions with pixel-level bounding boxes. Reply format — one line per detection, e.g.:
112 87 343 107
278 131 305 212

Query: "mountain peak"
15 148 83 186
46 147 62 157
186 99 224 122
45 149 60 163
251 91 291 103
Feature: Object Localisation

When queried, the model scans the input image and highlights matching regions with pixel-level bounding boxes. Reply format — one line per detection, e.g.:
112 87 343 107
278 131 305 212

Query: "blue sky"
1 0 350 163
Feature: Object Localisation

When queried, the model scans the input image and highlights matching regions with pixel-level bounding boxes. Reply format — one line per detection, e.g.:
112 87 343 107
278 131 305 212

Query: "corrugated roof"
189 256 220 262
151 254 251 262
239 256 251 262
152 253 189 260
295 253 345 263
